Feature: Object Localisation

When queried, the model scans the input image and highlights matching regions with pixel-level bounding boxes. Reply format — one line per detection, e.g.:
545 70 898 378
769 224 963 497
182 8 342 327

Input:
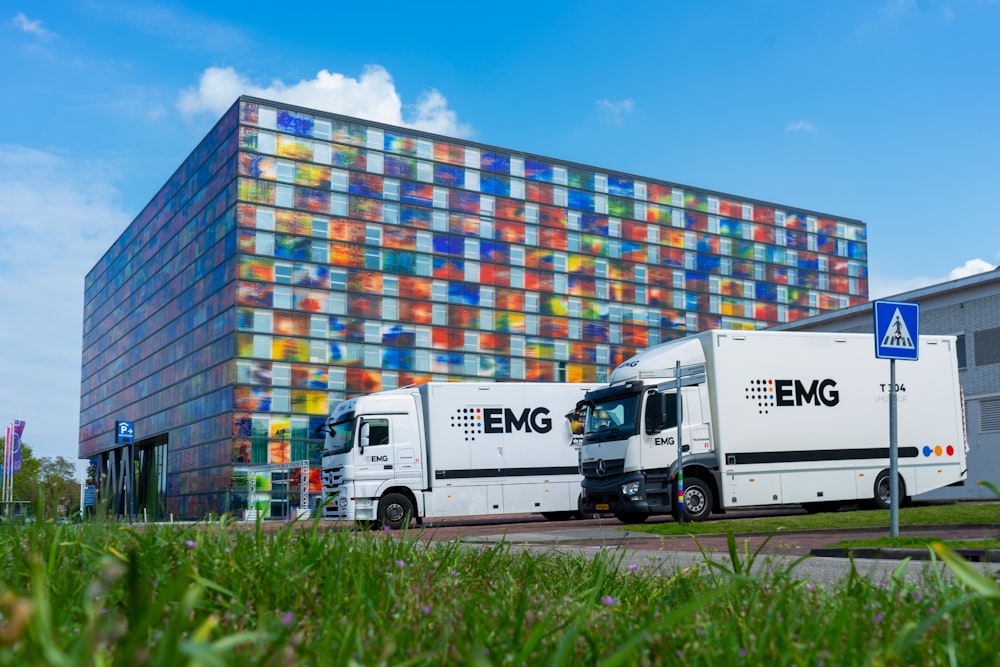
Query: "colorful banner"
10 420 24 473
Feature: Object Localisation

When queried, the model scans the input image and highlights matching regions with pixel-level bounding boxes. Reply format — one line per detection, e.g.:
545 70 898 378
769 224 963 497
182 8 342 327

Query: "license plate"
596 503 610 511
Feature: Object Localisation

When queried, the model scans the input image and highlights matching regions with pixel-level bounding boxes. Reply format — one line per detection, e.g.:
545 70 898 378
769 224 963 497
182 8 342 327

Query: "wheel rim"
385 502 406 523
877 479 890 504
685 488 706 515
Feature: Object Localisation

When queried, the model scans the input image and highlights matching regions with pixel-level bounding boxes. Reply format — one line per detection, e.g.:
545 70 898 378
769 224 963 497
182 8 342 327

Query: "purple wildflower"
422 606 431 615
874 613 884 623
185 540 196 548
601 595 616 606
395 560 405 568
281 612 295 626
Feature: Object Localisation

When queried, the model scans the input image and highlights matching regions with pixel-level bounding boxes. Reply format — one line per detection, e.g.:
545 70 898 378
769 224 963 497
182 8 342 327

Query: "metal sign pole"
889 359 899 538
675 360 684 525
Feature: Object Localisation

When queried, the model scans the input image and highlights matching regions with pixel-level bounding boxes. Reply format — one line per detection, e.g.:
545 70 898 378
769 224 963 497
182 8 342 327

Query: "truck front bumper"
581 471 658 515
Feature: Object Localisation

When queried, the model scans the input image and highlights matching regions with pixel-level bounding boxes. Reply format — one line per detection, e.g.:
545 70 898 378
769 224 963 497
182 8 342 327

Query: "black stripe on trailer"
435 466 580 479
726 447 919 465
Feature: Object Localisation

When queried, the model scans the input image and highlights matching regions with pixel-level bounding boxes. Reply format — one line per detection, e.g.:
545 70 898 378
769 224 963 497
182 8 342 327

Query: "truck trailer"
578 330 968 523
320 382 598 529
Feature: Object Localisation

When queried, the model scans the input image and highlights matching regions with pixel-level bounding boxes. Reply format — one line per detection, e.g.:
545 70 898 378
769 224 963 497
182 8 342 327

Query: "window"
272 362 291 386
276 184 293 208
272 388 290 412
253 309 272 333
362 418 390 446
275 262 293 284
511 179 525 199
256 232 274 256
367 151 383 174
384 179 399 200
311 241 327 263
276 160 295 183
256 207 275 230
331 170 348 192
274 285 292 309
253 335 271 358
310 315 327 338
974 328 1000 366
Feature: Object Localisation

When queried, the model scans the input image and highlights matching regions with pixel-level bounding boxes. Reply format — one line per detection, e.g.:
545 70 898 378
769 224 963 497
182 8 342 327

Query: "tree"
2 442 82 519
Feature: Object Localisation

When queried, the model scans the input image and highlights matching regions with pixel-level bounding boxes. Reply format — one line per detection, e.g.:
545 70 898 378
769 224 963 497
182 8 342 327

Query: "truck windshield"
584 395 639 442
323 416 356 456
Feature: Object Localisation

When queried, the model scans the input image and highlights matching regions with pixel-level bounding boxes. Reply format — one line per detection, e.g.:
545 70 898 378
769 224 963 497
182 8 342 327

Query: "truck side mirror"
358 422 371 455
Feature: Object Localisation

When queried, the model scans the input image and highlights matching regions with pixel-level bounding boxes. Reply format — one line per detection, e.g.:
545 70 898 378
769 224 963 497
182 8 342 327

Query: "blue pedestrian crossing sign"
873 300 919 360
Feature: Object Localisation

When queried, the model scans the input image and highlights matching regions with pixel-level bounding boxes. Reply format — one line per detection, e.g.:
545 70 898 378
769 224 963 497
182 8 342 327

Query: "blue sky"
2 1 998 466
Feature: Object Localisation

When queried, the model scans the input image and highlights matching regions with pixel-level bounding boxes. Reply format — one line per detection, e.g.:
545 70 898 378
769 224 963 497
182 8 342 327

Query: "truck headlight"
621 481 641 497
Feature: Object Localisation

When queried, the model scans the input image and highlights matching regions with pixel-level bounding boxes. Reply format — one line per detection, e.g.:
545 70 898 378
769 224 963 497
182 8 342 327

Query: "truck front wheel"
676 478 713 522
377 493 414 530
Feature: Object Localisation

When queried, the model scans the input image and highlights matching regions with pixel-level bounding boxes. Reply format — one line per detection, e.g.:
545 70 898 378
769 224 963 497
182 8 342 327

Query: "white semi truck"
578 330 968 523
320 382 598 529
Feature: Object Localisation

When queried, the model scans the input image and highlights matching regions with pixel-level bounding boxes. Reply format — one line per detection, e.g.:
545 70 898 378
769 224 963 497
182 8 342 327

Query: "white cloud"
947 257 996 280
785 120 816 132
0 146 130 463
868 256 997 299
10 12 53 39
177 65 473 138
596 98 635 125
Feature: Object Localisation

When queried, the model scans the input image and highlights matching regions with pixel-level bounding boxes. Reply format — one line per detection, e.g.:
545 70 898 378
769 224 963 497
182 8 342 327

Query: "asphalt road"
397 509 1000 587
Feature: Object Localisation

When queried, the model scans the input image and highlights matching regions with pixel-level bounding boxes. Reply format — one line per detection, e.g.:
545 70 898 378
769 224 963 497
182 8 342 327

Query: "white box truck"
320 382 599 529
578 330 968 523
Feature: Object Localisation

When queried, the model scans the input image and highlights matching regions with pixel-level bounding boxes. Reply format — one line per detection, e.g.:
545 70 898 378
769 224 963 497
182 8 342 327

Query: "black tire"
377 493 414 530
802 501 842 514
678 478 713 522
613 511 649 524
573 493 586 520
873 470 906 510
541 511 574 521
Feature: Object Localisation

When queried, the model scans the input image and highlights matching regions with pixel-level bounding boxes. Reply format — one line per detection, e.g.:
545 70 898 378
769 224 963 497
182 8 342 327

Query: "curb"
810 547 1000 562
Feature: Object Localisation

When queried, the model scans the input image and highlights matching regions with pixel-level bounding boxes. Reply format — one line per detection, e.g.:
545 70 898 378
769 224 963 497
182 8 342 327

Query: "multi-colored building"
80 96 869 520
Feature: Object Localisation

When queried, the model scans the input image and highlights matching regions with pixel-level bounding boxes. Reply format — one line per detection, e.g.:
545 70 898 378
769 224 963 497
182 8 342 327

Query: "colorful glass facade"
80 96 868 519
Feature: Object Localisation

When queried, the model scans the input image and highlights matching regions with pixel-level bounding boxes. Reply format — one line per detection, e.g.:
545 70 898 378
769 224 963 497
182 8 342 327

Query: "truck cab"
578 372 717 523
320 392 427 528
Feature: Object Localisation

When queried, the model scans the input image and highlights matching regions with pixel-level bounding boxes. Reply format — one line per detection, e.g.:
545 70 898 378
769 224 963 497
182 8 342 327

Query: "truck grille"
321 466 345 520
581 458 625 479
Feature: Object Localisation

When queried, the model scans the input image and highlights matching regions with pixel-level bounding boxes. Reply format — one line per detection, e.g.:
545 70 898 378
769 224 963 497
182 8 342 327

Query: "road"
395 509 1000 587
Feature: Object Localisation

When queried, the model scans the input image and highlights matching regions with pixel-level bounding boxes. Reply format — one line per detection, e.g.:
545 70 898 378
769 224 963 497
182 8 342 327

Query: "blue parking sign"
873 301 919 360
115 420 134 445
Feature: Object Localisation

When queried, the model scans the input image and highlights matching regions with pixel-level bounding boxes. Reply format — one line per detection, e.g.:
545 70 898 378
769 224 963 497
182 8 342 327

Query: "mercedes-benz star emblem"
596 459 606 477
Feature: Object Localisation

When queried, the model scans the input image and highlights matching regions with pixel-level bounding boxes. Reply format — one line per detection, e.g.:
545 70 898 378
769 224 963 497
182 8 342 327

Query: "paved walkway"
457 523 1000 561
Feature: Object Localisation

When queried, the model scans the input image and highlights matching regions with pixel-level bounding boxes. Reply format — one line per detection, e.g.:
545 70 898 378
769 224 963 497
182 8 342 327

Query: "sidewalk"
458 523 1000 562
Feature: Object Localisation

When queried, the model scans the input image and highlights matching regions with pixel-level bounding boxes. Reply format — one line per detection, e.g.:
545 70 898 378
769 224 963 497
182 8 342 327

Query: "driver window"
365 419 390 446
645 393 678 433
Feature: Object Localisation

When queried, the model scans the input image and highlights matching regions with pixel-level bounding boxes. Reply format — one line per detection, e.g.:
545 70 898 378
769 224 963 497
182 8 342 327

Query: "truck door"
353 417 394 483
642 386 711 469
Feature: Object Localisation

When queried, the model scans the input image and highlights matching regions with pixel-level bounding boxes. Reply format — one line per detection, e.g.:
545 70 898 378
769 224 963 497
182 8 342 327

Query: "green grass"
833 536 1000 550
628 500 1000 536
0 517 997 665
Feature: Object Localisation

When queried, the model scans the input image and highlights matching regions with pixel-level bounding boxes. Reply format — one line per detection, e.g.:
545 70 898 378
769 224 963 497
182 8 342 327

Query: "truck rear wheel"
676 478 713 522
872 470 907 510
377 493 414 530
